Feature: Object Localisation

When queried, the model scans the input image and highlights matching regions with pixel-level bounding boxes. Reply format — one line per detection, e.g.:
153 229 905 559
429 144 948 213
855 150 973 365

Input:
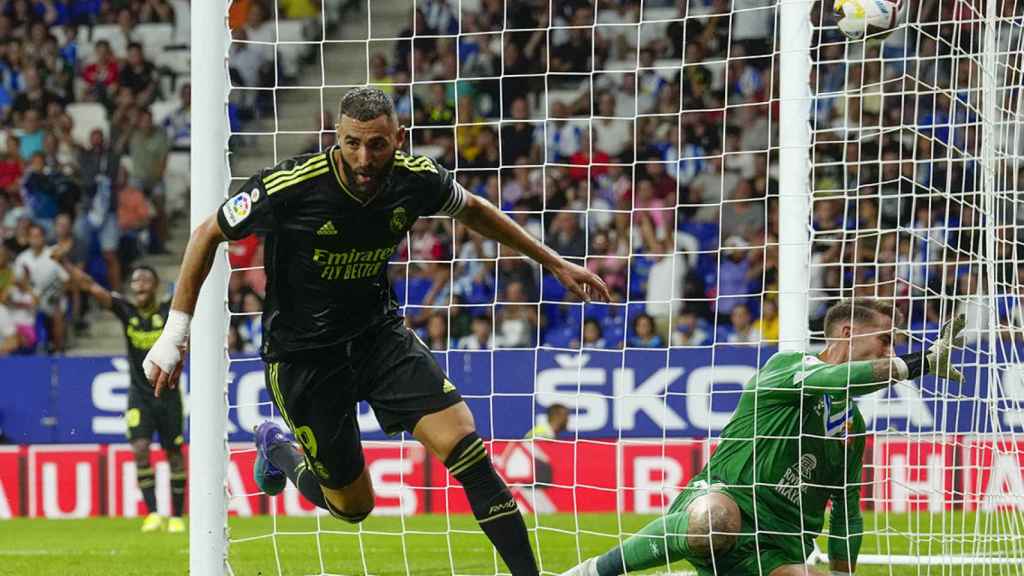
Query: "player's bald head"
338 87 397 125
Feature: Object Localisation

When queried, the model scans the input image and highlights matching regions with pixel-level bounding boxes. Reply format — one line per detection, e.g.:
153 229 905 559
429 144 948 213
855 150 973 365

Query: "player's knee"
769 564 827 576
685 493 741 558
324 494 373 524
166 449 184 471
130 440 151 465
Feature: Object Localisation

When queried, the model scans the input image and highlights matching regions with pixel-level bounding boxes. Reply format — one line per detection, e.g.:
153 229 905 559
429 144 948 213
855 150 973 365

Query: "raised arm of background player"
142 189 612 397
50 246 114 309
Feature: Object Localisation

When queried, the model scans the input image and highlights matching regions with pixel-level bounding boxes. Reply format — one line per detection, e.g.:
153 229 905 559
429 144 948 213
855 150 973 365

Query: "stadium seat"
66 103 109 145
156 48 190 94
90 24 127 56
150 99 179 127
164 151 190 218
170 0 191 45
134 23 174 57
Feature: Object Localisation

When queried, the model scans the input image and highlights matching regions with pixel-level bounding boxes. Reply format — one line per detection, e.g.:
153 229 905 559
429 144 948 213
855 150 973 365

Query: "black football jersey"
110 295 173 393
216 147 468 360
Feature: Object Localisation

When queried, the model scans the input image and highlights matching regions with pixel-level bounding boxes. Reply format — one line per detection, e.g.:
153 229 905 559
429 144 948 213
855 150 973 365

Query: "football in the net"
833 0 904 40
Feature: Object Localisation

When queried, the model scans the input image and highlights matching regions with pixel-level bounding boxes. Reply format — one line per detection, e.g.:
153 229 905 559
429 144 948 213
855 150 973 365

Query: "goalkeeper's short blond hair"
824 298 905 337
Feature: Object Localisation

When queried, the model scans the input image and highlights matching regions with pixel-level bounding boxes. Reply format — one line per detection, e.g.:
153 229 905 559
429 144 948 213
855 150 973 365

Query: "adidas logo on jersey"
317 221 338 236
442 379 456 393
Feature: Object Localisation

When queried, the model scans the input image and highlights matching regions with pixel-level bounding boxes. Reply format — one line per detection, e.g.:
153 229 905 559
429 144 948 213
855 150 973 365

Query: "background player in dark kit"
54 251 187 533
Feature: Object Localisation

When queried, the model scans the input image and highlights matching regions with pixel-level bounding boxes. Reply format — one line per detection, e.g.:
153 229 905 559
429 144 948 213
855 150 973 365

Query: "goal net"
207 0 1024 573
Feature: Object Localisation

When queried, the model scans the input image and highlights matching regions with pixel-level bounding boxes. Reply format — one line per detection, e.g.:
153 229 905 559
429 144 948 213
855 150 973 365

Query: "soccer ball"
834 0 904 41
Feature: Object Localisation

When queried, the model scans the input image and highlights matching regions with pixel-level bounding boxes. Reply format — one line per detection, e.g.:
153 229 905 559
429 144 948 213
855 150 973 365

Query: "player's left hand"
927 313 966 382
551 260 612 303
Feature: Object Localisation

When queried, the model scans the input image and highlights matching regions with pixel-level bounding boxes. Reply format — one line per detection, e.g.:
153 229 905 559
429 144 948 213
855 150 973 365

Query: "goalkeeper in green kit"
562 298 966 576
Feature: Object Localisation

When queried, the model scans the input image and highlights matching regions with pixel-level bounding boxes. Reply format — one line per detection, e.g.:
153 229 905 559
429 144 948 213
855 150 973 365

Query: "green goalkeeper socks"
595 512 692 575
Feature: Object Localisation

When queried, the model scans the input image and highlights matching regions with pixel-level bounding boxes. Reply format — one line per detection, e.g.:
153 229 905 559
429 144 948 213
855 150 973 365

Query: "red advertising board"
27 445 104 518
871 438 958 512
0 446 22 518
962 437 1024 512
3 438 1024 518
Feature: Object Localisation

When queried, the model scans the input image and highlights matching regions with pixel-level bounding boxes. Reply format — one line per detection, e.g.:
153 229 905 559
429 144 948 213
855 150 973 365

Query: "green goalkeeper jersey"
690 351 873 539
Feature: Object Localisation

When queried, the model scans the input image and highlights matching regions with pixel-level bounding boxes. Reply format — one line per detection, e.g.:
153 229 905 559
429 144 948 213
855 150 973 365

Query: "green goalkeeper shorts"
667 480 813 576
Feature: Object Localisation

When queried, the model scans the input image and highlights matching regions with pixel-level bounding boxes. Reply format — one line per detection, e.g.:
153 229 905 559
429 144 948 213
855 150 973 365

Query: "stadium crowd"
2 0 1016 357
211 0 1013 355
0 0 191 355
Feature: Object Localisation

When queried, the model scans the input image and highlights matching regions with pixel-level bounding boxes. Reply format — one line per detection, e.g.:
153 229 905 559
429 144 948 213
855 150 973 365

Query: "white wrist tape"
164 310 192 345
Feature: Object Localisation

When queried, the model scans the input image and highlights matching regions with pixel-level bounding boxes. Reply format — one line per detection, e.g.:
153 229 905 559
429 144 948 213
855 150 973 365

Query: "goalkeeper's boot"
167 517 185 534
254 420 288 496
141 512 165 533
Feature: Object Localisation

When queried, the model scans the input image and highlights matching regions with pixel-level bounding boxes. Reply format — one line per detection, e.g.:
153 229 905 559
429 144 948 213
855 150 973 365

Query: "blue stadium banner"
0 346 1021 444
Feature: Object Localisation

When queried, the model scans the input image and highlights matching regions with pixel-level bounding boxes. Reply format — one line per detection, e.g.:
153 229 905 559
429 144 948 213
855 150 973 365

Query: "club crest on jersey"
222 190 252 227
390 206 409 233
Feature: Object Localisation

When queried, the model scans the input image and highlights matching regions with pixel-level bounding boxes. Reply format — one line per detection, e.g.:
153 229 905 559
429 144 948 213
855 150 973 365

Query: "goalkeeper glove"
143 309 191 395
898 313 966 382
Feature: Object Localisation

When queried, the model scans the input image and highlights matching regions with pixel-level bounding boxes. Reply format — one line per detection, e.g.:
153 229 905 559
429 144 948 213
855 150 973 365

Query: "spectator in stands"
719 178 765 240
671 309 710 347
237 289 263 354
128 107 169 253
138 0 175 23
119 42 159 107
580 318 607 349
425 312 448 351
0 133 22 193
15 222 67 352
4 215 30 255
22 151 64 233
11 66 61 124
18 108 44 160
164 83 190 150
752 298 779 343
595 94 634 160
716 236 754 318
723 303 760 345
629 313 663 348
456 314 493 350
76 128 121 289
82 39 119 104
500 97 542 165
0 243 36 354
495 280 536 347
644 236 691 331
546 212 586 262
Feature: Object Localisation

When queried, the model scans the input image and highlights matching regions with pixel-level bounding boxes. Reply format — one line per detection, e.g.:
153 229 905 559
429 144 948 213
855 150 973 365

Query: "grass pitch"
0 512 1016 575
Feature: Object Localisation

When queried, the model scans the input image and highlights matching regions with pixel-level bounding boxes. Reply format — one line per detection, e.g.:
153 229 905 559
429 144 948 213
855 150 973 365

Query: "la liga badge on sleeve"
223 190 253 226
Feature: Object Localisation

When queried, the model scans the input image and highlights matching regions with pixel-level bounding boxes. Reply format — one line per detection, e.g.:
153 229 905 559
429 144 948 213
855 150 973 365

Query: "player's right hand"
143 309 192 397
926 313 966 382
144 335 186 397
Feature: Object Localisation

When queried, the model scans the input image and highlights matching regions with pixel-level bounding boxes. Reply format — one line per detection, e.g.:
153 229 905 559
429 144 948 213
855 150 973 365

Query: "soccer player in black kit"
53 256 187 533
143 87 610 574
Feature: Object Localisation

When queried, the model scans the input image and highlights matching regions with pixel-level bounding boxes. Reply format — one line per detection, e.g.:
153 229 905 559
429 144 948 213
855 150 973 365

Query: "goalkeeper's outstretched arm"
799 314 967 398
143 214 227 396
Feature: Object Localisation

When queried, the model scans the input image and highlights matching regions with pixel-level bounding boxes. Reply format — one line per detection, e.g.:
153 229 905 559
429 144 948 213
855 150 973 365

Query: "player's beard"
341 152 394 200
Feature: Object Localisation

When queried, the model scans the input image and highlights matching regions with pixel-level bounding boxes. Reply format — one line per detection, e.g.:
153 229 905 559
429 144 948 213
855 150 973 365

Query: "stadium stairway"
67 1 407 356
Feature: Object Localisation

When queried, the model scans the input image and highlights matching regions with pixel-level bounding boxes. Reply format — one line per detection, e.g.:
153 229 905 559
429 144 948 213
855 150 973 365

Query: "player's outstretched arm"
143 213 227 397
455 193 611 303
51 248 113 309
800 314 967 397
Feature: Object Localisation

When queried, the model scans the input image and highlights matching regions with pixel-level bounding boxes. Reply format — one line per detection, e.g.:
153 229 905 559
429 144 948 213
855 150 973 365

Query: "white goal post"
189 1 230 574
